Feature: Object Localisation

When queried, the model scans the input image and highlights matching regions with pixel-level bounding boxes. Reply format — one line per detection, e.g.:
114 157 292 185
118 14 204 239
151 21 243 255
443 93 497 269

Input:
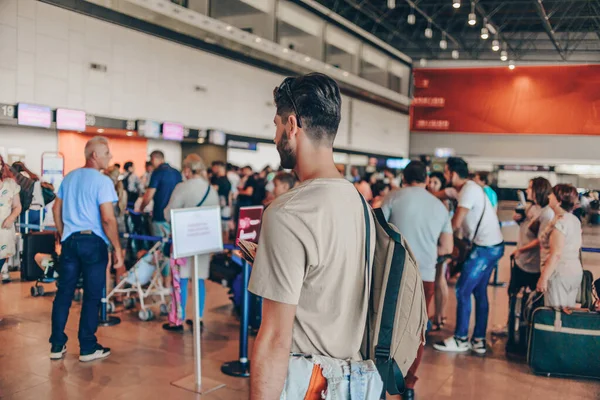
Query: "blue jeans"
455 243 505 339
50 233 108 353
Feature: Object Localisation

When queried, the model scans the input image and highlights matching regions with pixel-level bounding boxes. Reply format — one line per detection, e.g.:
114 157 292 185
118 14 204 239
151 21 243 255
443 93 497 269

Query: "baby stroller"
30 251 83 300
105 241 170 321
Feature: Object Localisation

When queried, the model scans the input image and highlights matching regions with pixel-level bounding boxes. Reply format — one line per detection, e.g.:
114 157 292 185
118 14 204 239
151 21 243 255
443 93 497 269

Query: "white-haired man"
50 136 123 362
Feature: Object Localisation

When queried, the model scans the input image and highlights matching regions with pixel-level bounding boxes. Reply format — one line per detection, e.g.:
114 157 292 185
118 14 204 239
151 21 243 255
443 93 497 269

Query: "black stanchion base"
489 281 507 287
99 316 121 327
221 360 250 377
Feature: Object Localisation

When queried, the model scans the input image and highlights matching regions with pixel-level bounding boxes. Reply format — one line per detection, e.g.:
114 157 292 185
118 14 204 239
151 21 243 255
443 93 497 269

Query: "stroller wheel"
37 286 45 296
107 302 116 314
159 303 169 316
139 309 154 321
30 286 38 297
73 291 82 302
124 297 136 309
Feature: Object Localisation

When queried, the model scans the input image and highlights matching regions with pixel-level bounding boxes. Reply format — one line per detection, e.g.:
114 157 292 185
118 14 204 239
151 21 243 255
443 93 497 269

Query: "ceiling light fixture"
440 33 448 50
453 0 461 9
508 60 515 70
468 2 476 26
97 129 104 133
481 27 489 40
492 39 500 51
425 22 433 39
304 56 311 62
500 50 508 61
408 7 416 25
419 58 427 67
387 0 396 9
452 50 459 59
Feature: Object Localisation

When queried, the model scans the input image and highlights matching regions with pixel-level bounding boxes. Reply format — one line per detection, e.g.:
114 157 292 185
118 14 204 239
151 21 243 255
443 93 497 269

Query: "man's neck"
84 160 100 170
454 179 468 191
295 147 341 182
406 182 427 188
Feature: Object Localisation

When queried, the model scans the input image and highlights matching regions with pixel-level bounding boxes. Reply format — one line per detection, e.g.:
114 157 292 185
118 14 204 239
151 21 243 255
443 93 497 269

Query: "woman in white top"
0 156 22 283
537 184 583 308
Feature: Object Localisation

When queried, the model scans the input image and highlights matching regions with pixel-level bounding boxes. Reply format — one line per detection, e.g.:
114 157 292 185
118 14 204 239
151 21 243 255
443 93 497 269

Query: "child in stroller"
31 242 83 299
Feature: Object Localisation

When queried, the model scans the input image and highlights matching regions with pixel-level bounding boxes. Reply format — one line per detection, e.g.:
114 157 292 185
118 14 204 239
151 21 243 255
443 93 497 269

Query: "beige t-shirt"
248 178 374 360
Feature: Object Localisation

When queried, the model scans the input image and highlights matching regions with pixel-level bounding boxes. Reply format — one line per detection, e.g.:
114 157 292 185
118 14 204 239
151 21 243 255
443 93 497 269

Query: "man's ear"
287 114 300 138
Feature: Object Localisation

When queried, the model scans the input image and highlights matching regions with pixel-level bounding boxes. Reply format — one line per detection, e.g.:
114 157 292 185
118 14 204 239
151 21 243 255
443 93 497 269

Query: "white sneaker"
471 339 487 355
1 272 10 283
433 336 471 353
50 345 67 360
79 345 111 362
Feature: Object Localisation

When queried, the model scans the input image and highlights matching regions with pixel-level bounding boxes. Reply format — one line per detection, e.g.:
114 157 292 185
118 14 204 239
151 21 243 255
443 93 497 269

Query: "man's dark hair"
476 171 490 185
243 165 253 171
274 73 342 146
150 150 165 159
553 184 578 212
145 161 152 168
212 161 226 168
113 163 121 169
403 161 428 184
446 157 469 179
124 161 134 171
274 172 296 189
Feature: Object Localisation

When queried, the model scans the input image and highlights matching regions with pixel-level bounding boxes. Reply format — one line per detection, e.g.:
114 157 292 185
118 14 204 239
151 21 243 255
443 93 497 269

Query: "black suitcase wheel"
30 286 37 297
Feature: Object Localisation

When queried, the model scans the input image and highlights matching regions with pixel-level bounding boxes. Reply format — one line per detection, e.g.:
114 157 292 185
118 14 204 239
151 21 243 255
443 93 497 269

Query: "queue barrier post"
221 258 251 378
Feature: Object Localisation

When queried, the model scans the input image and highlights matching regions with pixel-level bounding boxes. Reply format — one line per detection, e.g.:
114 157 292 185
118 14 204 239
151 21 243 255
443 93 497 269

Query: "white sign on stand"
170 206 226 395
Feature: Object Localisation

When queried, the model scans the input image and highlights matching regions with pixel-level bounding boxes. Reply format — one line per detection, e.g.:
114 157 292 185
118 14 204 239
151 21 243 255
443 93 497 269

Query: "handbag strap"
358 193 372 358
471 186 487 243
196 184 211 207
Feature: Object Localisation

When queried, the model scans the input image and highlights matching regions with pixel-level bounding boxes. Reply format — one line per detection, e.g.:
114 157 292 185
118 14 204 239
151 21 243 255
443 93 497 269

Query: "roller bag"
208 253 241 288
21 232 55 281
528 307 600 380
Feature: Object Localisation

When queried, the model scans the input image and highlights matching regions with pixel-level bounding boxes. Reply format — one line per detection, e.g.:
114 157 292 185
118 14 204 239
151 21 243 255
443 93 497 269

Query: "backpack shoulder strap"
358 193 406 398
472 186 487 243
358 194 372 358
196 184 211 207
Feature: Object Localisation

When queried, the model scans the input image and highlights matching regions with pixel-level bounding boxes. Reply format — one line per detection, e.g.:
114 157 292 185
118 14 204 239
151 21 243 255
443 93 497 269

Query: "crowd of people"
0 72 595 399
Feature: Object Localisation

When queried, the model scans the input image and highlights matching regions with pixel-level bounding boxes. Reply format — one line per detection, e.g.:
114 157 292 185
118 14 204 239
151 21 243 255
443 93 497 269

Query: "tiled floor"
1 215 599 399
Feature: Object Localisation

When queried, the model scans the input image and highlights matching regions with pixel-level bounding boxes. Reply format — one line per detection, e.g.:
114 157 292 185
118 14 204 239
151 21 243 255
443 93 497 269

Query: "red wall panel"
411 65 600 135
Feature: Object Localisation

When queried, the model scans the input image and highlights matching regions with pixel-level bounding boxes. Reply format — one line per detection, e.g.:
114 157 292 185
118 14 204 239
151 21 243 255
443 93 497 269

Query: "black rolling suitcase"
528 307 600 380
21 232 55 281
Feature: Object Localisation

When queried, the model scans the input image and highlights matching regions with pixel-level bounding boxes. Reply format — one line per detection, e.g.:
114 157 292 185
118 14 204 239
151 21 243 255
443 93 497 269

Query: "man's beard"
277 131 297 170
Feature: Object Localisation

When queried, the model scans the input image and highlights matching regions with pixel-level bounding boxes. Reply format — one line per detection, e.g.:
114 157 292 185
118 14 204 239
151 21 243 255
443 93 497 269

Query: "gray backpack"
359 195 428 398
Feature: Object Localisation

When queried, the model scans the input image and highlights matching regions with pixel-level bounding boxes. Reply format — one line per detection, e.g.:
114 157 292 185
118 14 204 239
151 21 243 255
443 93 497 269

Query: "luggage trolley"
105 241 171 321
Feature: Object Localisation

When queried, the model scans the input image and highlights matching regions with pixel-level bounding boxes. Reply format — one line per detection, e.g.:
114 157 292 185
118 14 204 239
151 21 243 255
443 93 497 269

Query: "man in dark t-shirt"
237 166 258 207
211 161 232 200
140 150 182 237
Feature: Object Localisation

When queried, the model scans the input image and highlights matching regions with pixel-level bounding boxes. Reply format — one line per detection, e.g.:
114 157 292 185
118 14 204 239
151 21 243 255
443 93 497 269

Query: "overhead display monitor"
386 158 411 170
137 120 160 138
17 103 52 128
208 130 226 146
56 108 86 131
162 122 184 141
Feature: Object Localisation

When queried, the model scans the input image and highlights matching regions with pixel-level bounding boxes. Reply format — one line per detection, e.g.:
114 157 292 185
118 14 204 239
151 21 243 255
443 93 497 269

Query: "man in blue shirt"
140 150 182 237
50 136 123 362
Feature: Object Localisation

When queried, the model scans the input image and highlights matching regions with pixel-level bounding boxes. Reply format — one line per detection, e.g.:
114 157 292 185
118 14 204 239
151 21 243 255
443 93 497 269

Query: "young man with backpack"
248 73 426 399
248 74 379 399
434 157 504 355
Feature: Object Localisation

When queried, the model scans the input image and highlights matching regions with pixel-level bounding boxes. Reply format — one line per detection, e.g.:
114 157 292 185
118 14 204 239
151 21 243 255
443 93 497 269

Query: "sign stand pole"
171 254 226 394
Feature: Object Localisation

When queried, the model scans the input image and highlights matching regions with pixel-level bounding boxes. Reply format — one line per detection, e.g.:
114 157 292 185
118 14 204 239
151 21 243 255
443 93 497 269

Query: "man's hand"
511 248 521 258
1 216 15 230
113 249 124 269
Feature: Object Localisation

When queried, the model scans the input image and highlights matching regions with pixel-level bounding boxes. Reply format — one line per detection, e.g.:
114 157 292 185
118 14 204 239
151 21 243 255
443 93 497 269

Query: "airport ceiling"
308 0 600 62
